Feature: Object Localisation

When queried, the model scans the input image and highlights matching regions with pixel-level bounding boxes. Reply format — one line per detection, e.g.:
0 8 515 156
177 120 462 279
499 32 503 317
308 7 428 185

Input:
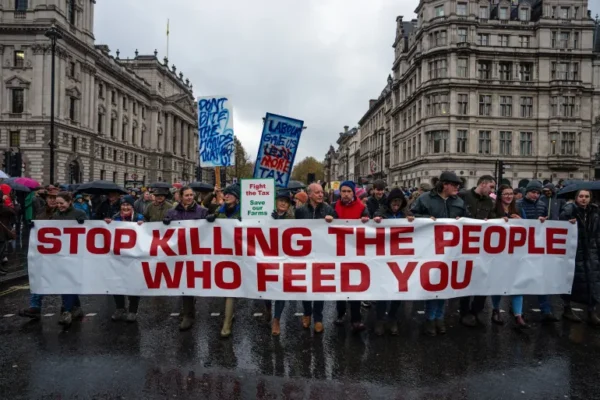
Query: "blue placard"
198 96 235 167
253 113 304 188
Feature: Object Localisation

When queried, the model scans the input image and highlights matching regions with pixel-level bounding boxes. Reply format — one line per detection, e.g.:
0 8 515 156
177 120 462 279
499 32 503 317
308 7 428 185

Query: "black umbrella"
557 181 600 197
189 182 214 192
148 182 171 189
287 180 306 190
75 180 128 195
5 181 30 193
69 184 80 192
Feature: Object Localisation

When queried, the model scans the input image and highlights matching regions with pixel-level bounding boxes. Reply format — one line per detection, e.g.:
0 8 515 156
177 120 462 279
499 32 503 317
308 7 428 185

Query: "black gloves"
76 217 85 225
237 215 242 222
271 211 279 220
206 214 216 223
162 217 171 225
29 221 35 228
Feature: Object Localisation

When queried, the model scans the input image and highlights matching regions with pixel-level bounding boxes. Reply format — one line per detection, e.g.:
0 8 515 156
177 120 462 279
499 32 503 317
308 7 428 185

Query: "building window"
572 63 579 80
133 102 137 115
428 93 449 116
98 83 104 98
433 30 447 47
499 131 512 155
141 107 145 119
520 97 533 118
479 6 489 19
520 132 533 156
458 28 468 43
574 32 579 49
549 132 558 155
500 96 512 117
519 63 532 81
112 171 117 183
551 31 557 48
10 131 20 147
458 94 468 115
499 62 512 81
100 170 106 180
97 113 103 133
559 32 569 49
429 130 448 153
132 127 137 145
71 137 77 152
479 95 491 116
113 149 117 161
402 142 407 160
123 97 127 110
478 60 491 79
478 33 489 46
100 147 105 160
14 51 24 68
561 96 575 117
12 89 24 113
457 130 468 153
435 5 444 17
111 90 116 104
519 36 530 48
69 61 75 78
134 155 138 166
499 35 509 47
561 132 576 155
67 0 76 24
457 3 467 16
69 97 77 121
110 118 116 138
559 7 569 19
499 7 508 20
519 8 529 21
478 131 491 154
428 59 447 79
457 57 468 77
15 0 27 11
122 123 127 141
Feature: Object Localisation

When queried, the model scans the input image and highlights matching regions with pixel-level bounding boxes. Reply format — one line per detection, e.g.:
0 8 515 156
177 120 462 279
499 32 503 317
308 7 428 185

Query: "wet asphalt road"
1 281 600 400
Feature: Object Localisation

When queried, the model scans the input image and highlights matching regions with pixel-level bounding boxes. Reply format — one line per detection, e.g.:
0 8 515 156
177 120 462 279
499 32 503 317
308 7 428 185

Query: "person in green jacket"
206 183 240 338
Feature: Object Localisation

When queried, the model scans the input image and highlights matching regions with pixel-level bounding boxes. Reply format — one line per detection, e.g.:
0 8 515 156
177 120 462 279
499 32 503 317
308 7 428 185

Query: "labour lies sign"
28 219 576 300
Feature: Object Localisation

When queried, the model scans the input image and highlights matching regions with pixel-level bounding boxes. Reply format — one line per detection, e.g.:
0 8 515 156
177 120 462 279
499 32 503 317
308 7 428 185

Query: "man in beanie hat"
330 180 369 332
366 179 387 218
517 180 559 323
411 171 466 337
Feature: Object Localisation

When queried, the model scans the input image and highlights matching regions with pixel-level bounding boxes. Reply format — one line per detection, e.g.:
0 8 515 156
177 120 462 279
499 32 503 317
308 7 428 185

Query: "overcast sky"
95 1 600 165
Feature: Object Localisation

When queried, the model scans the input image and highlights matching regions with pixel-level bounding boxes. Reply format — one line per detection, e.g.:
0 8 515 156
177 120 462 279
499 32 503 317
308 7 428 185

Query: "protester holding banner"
143 187 172 222
559 190 600 326
493 184 529 329
411 171 465 336
373 187 414 336
331 181 369 333
163 186 208 331
54 192 88 326
517 181 560 323
366 180 387 218
295 183 336 333
458 175 496 328
95 191 121 220
105 195 144 323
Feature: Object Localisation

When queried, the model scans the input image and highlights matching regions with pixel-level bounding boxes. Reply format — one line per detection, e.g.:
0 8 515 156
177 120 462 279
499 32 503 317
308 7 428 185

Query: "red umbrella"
172 182 183 189
14 177 41 189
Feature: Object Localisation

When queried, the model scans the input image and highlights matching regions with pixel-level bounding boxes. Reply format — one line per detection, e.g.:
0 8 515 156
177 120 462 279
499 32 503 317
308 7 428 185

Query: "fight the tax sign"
240 179 275 219
253 113 304 188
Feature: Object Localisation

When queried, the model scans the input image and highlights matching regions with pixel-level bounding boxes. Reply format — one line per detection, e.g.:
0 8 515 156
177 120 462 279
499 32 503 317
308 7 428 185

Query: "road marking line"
253 312 263 317
85 313 97 317
417 311 425 315
294 313 303 316
170 313 180 317
43 313 54 317
500 310 506 313
210 313 220 317
572 308 583 312
3 314 15 317
531 308 541 312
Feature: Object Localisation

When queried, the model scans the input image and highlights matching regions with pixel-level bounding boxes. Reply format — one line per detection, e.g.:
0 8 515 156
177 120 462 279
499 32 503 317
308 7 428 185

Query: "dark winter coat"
540 195 563 221
112 212 144 222
216 203 241 220
366 195 387 218
375 205 412 219
460 188 495 220
517 197 548 220
54 207 88 221
295 202 336 220
95 199 120 221
0 204 16 241
144 201 173 222
166 202 208 221
410 190 466 219
36 206 57 220
560 203 600 305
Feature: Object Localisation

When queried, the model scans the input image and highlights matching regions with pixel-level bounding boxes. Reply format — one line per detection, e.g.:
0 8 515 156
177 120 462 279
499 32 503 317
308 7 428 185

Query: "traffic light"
497 160 506 186
307 173 316 184
3 151 21 177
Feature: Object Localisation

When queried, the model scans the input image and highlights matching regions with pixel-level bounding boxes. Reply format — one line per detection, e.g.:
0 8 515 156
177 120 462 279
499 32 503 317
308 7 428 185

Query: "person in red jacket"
332 180 369 332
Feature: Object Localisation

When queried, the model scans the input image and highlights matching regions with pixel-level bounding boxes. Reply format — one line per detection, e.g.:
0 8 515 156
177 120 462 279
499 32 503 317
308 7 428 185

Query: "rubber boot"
220 298 234 338
179 296 195 331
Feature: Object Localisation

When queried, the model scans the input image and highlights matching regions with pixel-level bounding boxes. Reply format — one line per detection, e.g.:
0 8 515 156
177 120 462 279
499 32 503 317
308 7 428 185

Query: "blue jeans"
538 295 552 314
425 299 445 320
61 295 81 312
30 293 44 309
264 300 285 319
302 301 324 322
492 295 524 315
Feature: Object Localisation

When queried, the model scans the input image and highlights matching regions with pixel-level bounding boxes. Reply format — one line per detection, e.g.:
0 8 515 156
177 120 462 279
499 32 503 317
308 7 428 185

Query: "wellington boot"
563 306 582 323
220 298 235 338
179 315 194 331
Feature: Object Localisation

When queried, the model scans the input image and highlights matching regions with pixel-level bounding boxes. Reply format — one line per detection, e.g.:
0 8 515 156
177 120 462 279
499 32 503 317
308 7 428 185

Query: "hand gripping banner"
28 219 577 300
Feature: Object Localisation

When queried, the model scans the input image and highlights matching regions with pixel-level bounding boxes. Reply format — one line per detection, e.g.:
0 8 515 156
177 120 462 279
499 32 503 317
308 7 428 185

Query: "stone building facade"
388 0 599 188
0 0 198 186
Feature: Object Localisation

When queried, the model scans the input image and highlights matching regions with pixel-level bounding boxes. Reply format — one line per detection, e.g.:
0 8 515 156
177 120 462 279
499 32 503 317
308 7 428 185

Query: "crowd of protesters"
8 172 600 340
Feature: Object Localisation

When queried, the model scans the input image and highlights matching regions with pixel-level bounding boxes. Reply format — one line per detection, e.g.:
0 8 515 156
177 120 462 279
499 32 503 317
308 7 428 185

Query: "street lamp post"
45 26 62 185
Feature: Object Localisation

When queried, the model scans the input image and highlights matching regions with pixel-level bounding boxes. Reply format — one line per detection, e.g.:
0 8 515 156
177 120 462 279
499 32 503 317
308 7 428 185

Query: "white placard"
240 178 275 219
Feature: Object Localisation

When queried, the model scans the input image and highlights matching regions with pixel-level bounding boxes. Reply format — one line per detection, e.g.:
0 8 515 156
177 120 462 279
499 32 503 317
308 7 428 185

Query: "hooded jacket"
375 188 412 218
540 184 562 220
73 195 91 218
410 190 466 219
366 194 387 218
560 202 600 305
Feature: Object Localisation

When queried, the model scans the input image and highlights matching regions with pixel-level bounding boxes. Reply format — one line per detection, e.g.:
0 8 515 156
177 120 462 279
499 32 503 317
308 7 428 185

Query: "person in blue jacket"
73 194 91 218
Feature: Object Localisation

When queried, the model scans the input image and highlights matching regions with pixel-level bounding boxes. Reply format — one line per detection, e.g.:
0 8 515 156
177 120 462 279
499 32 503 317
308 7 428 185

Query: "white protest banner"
28 219 577 301
198 96 235 167
240 178 275 219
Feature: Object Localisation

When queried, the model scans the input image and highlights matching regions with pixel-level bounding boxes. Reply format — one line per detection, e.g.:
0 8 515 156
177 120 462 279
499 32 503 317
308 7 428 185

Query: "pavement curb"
0 266 28 285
